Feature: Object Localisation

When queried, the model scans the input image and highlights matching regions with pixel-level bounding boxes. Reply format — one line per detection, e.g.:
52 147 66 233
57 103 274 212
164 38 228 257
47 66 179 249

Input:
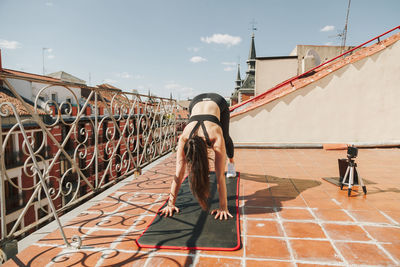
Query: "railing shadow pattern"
0 77 178 258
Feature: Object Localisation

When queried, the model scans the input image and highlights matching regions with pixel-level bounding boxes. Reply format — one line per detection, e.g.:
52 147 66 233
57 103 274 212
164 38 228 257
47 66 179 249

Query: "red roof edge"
230 25 400 114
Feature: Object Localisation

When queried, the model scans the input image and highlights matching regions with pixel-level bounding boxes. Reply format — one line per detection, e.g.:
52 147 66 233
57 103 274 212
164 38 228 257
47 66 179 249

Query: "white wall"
32 82 81 105
6 78 32 101
255 58 298 96
231 40 400 145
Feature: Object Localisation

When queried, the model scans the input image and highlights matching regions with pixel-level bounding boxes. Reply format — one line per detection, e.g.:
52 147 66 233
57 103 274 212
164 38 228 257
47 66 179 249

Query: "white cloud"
0 39 21 49
201 34 241 46
116 72 132 79
190 56 207 63
320 25 335 32
188 47 200 52
103 79 118 84
224 67 235 72
164 81 197 100
45 2 53 6
222 62 236 66
47 54 55 59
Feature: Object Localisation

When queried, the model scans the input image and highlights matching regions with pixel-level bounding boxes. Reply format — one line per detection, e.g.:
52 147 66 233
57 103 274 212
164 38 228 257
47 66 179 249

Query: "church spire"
246 33 256 75
235 64 242 90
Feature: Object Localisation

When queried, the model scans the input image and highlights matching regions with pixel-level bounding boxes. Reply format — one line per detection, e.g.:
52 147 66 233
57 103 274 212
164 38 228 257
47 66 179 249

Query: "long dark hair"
184 135 210 210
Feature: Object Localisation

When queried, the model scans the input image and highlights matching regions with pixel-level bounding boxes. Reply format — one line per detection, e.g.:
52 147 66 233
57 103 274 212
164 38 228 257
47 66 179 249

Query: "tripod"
340 157 367 196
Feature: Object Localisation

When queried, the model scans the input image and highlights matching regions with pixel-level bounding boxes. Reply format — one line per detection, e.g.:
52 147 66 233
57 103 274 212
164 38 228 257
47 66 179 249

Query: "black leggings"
189 93 234 159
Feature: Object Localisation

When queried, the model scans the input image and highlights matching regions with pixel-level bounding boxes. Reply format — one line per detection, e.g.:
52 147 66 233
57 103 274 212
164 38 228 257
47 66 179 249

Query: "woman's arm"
211 131 233 220
160 135 187 217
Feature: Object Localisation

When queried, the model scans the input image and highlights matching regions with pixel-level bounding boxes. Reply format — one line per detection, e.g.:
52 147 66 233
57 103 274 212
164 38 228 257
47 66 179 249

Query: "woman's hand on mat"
160 205 180 217
211 209 233 220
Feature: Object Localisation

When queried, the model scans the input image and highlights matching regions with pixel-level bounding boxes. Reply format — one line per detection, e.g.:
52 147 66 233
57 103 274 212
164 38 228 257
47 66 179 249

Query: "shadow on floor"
240 172 321 214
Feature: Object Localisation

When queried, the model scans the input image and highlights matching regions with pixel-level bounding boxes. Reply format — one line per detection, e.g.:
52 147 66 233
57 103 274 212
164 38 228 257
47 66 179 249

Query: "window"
51 93 58 103
5 177 24 215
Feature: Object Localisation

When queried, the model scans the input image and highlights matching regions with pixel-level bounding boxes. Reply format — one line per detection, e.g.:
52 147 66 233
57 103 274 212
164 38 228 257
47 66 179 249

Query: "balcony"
1 148 400 266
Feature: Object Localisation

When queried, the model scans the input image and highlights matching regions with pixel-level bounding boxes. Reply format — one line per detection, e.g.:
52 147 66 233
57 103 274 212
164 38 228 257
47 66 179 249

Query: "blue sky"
0 0 399 99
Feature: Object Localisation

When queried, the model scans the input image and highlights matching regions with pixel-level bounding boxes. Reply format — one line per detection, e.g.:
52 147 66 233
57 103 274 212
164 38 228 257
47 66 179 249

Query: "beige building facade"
230 36 400 146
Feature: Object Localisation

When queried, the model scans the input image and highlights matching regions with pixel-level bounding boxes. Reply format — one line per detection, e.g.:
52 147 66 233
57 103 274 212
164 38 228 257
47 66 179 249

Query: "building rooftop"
231 31 400 117
3 148 400 266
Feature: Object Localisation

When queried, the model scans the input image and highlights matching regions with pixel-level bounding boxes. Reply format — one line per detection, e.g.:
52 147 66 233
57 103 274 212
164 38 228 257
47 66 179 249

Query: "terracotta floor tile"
243 207 277 219
113 231 142 251
51 250 103 267
382 243 400 263
246 220 284 237
81 229 125 249
3 245 63 267
98 251 150 266
283 222 326 238
363 225 400 243
274 196 308 207
243 196 276 208
304 198 341 209
382 211 400 224
339 198 376 210
323 223 371 241
65 211 105 227
349 210 392 223
278 208 314 220
37 227 85 245
148 254 194 267
197 257 242 266
87 200 125 213
335 242 395 265
246 259 294 267
246 237 291 259
290 239 342 262
313 209 353 222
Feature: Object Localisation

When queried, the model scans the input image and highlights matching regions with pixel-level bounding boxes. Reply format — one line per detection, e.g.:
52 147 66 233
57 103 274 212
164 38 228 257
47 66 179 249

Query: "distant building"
255 44 354 96
231 33 256 105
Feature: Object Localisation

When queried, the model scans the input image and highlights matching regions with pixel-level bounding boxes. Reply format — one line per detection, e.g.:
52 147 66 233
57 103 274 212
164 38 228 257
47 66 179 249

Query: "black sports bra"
188 114 222 147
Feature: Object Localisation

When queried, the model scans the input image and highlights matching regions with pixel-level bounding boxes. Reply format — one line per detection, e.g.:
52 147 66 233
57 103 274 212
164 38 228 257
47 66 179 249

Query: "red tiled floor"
323 224 371 241
277 208 314 220
289 239 341 262
349 209 392 223
5 148 400 266
147 254 194 267
246 259 293 267
313 209 353 222
197 257 242 266
335 242 395 265
282 222 326 239
363 225 400 243
246 237 291 259
243 207 276 219
2 246 63 267
246 220 283 237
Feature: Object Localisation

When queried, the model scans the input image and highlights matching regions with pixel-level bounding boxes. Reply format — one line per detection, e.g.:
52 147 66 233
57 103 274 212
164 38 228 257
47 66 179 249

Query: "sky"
0 0 399 100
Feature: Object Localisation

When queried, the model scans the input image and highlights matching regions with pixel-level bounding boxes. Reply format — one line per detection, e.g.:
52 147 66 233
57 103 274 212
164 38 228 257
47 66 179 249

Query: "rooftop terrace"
3 148 400 266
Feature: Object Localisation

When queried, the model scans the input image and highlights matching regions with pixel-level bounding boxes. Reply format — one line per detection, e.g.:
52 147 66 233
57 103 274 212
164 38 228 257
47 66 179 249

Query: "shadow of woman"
240 172 321 214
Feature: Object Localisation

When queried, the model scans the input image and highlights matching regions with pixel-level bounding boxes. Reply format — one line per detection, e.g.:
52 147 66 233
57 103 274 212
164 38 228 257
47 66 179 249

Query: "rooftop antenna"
341 0 351 53
42 47 49 75
249 18 257 35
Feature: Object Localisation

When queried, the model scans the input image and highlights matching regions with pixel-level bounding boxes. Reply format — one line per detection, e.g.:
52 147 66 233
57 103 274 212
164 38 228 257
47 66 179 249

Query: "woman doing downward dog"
160 93 236 220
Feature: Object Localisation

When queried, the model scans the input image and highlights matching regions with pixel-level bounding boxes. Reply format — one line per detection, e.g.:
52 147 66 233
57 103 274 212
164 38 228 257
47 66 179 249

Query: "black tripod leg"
362 186 367 195
347 188 352 196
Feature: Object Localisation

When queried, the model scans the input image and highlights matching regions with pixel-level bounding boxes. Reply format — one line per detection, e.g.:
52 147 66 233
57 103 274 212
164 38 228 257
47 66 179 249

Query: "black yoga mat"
136 172 240 251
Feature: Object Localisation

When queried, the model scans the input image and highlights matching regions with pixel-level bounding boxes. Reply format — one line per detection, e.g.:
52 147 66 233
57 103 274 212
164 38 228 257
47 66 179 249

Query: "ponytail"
184 135 210 210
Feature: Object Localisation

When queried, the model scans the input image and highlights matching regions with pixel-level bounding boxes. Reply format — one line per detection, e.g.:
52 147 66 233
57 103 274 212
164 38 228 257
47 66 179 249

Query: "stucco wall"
255 58 298 96
231 40 400 145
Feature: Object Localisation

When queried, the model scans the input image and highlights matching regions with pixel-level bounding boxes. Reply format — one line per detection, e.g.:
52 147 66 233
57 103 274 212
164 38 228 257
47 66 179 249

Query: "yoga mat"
136 172 240 251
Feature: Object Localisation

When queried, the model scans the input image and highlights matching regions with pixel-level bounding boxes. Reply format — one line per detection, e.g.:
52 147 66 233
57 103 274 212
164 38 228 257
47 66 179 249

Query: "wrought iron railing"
0 76 179 261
